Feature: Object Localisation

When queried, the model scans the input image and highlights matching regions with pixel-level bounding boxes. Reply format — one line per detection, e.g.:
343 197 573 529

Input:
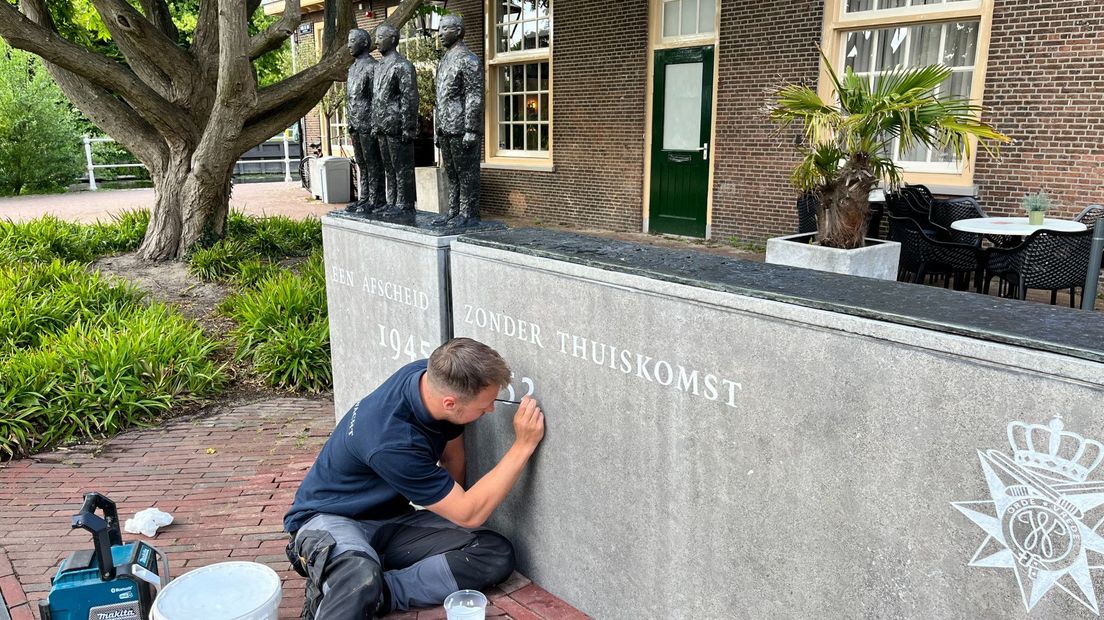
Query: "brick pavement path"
0 182 335 224
0 397 587 620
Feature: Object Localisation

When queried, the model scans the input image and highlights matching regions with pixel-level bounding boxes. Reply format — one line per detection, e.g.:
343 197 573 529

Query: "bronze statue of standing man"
432 14 484 227
345 29 385 213
371 24 419 215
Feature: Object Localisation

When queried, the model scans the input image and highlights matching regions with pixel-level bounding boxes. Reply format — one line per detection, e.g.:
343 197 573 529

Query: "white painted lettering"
723 379 742 408
636 354 653 381
703 374 719 401
530 323 544 348
654 360 673 386
619 349 633 373
572 335 587 359
677 366 700 395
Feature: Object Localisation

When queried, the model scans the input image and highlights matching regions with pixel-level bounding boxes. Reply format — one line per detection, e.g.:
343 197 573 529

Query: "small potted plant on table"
1023 191 1051 226
765 54 1010 279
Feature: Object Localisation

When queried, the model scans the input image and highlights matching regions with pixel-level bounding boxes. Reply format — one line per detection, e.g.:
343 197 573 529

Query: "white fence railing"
82 133 298 191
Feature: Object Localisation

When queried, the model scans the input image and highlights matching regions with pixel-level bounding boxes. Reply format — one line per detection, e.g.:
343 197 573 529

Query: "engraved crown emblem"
1007 415 1104 482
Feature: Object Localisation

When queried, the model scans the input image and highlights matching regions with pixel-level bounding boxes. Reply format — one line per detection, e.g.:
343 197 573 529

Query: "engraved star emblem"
953 449 1104 614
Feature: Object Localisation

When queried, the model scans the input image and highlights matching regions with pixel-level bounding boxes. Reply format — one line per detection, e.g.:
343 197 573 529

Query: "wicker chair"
983 228 1095 306
888 215 986 290
796 193 818 234
1075 204 1104 229
930 196 985 246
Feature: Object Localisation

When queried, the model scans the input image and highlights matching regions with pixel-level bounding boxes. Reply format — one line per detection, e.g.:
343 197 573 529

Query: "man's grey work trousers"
289 510 515 619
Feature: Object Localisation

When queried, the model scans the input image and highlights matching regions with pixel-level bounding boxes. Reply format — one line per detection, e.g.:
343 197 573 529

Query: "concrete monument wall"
449 230 1104 619
322 213 458 418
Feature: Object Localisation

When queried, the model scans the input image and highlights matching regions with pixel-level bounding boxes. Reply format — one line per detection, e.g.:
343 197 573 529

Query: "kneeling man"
284 338 545 618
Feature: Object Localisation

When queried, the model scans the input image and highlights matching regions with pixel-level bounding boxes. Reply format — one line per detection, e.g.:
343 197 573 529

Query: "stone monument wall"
449 229 1104 620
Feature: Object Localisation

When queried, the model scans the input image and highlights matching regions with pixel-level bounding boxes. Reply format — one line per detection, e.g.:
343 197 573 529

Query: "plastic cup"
443 589 488 620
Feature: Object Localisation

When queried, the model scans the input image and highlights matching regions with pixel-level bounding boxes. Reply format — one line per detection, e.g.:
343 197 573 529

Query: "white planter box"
415 166 449 214
765 233 901 280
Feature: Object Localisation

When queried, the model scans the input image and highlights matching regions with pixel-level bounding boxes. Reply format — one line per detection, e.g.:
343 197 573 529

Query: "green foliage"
220 250 330 392
185 213 322 281
1022 191 1052 213
0 41 84 195
0 211 149 266
234 258 282 289
0 260 225 458
187 239 252 282
768 52 1011 248
769 57 1011 194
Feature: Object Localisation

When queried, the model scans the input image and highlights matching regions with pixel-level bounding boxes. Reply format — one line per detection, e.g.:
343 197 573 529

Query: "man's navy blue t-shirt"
284 360 463 532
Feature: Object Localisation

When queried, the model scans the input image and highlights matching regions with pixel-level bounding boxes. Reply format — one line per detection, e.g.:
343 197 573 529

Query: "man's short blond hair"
427 338 511 400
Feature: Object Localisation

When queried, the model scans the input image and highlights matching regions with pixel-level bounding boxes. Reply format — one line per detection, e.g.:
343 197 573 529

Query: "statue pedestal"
322 210 503 420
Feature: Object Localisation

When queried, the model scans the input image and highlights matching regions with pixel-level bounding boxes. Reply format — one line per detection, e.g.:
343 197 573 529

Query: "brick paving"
0 182 335 225
0 398 587 620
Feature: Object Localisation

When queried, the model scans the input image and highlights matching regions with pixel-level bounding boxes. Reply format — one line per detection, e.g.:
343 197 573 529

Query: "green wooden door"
649 46 714 237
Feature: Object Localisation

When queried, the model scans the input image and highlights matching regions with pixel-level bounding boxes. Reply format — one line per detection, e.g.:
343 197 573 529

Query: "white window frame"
484 0 553 165
820 0 995 190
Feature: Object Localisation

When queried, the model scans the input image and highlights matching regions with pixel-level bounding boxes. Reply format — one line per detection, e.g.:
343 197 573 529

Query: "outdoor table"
950 216 1087 236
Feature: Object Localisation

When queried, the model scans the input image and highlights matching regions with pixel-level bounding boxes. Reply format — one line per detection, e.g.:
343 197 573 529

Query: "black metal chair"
930 196 985 246
1075 204 1104 229
888 215 986 291
796 193 818 234
982 228 1095 306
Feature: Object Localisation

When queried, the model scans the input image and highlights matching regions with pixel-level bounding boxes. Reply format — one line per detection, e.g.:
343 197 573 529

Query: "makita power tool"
39 493 168 620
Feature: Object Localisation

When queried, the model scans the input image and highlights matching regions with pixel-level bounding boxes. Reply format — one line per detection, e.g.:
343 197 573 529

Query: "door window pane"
663 1 679 37
662 62 703 151
661 0 715 39
699 0 716 33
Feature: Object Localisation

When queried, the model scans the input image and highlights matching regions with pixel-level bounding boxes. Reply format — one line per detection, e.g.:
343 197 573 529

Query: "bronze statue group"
345 15 484 227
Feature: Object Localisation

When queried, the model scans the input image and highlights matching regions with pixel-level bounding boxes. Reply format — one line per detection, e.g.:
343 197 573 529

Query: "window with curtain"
824 0 992 178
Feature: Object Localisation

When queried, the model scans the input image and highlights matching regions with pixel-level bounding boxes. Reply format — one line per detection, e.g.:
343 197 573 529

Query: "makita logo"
95 609 137 620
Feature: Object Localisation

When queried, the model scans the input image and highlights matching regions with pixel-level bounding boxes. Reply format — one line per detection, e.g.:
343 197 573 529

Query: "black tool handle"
71 492 121 581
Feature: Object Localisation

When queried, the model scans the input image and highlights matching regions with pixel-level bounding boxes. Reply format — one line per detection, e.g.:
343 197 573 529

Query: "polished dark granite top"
327 209 506 236
458 228 1104 364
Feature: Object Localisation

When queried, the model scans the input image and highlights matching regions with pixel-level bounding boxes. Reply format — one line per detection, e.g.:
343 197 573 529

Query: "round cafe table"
950 216 1087 236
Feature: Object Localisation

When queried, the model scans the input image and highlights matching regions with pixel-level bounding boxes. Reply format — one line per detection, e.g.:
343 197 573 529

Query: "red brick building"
270 0 1104 243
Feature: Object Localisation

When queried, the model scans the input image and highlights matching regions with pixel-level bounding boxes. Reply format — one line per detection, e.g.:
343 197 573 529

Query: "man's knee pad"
448 530 516 590
319 551 386 617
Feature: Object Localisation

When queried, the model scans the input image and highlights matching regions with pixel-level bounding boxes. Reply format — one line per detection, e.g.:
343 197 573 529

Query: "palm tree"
769 55 1011 249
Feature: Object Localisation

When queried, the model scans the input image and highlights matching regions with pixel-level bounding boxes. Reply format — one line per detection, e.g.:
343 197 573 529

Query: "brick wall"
973 1 1104 220
451 0 650 231
709 0 823 243
293 1 1104 240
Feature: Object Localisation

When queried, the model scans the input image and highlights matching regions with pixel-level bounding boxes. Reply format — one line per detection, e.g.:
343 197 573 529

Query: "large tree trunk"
1 0 427 262
817 153 877 250
138 150 232 260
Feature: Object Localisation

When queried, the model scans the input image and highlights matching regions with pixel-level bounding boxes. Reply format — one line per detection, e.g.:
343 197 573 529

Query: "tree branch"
254 51 349 119
49 66 169 171
138 0 178 41
194 0 257 175
89 0 199 100
16 0 168 171
238 91 324 158
250 0 301 60
1 2 197 140
192 0 220 77
253 0 425 127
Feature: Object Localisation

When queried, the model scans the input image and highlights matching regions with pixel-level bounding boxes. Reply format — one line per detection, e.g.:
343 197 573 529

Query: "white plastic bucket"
152 561 282 620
